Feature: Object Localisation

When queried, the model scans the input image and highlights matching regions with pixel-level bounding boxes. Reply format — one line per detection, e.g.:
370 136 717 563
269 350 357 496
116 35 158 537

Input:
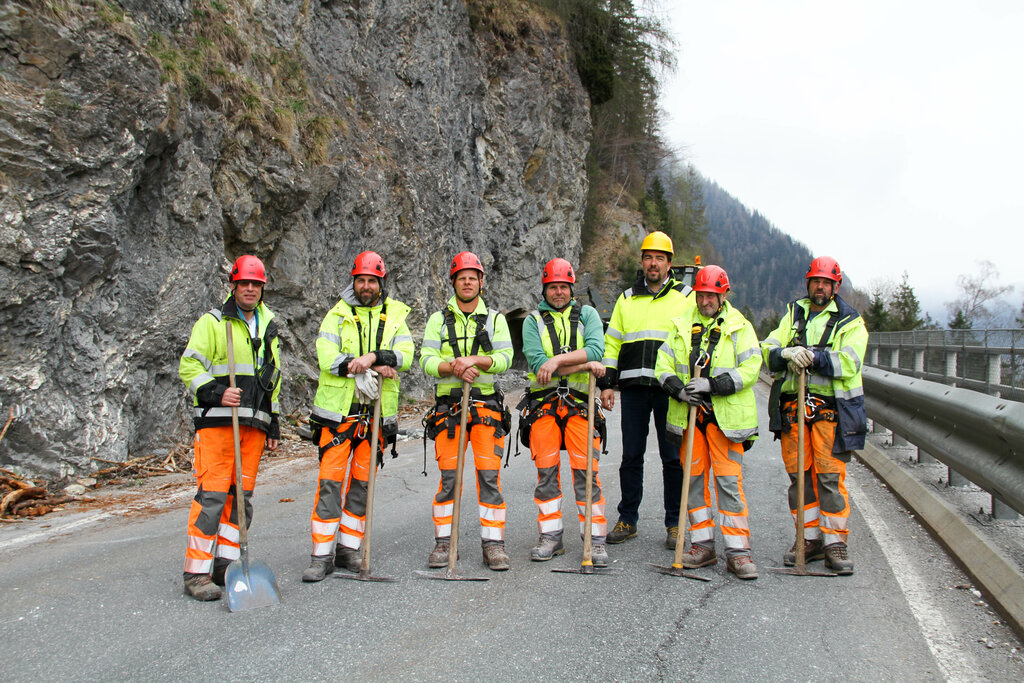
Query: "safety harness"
419 306 510 475
515 302 606 456
769 303 842 435
689 318 723 433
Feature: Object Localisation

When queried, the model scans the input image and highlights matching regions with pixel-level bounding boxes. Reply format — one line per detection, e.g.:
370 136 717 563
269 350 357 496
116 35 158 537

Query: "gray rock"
0 1 590 476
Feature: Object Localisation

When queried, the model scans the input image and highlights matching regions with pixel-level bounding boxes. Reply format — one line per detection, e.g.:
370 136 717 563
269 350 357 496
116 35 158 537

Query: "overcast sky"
659 1 1023 322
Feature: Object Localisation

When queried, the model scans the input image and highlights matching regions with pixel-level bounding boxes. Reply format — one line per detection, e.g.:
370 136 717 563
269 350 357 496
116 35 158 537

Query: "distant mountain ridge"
701 178 863 324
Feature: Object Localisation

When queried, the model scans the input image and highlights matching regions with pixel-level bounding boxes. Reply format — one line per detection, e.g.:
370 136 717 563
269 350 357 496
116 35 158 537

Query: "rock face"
0 0 591 476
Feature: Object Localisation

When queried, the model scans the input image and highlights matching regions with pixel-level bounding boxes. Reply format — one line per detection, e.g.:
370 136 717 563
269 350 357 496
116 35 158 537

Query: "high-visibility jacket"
602 274 693 389
656 301 761 443
420 296 513 398
761 294 868 453
179 296 282 438
310 286 414 435
523 299 604 395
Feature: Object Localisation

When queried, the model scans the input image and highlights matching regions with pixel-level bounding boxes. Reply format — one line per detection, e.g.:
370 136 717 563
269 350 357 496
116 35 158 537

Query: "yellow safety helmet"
640 230 674 257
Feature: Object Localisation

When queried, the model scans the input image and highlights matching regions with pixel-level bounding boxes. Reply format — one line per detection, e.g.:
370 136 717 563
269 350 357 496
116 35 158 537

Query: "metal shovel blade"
648 563 713 582
224 558 281 612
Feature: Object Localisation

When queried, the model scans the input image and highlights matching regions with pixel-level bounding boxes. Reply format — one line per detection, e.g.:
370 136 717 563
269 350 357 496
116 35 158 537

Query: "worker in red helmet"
178 255 282 601
420 251 514 571
301 251 415 582
519 258 609 565
655 265 761 579
761 256 868 574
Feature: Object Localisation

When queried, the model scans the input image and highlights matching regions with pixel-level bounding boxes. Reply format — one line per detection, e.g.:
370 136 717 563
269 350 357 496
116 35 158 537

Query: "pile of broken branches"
0 469 75 520
89 443 192 481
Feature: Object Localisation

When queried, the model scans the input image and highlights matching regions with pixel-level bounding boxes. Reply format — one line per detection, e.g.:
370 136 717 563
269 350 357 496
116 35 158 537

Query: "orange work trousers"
184 424 264 574
780 399 849 545
529 402 606 540
310 424 380 557
432 405 506 542
681 413 750 555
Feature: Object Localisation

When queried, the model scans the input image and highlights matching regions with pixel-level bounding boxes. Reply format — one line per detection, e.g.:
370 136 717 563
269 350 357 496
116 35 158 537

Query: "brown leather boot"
335 545 361 572
680 544 717 568
482 542 510 571
183 572 221 601
428 538 453 568
824 542 854 575
783 538 825 566
726 554 759 580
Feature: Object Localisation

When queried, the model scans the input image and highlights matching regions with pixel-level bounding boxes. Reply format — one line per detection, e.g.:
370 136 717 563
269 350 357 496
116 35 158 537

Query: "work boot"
665 525 679 550
530 534 565 562
607 520 637 544
783 538 825 566
823 542 854 575
482 542 511 571
183 572 221 601
680 544 717 569
301 556 335 582
211 559 230 587
591 543 609 568
428 538 455 568
726 554 759 580
335 545 361 573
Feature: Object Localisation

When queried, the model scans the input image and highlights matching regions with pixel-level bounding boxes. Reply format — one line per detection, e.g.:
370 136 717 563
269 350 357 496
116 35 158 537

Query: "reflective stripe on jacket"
419 296 513 398
524 300 604 394
311 287 414 430
603 275 693 389
179 296 282 437
656 301 761 442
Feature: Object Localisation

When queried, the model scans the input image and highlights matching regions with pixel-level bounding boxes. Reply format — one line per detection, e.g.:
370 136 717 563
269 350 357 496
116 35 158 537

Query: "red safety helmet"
450 251 484 277
352 251 386 278
541 258 575 285
693 265 729 294
230 255 267 284
806 256 842 285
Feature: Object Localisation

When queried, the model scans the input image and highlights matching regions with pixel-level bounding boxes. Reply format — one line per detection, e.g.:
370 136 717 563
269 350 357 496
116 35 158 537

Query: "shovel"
650 403 712 581
224 319 283 611
770 370 836 577
415 380 488 581
553 373 614 576
335 393 395 583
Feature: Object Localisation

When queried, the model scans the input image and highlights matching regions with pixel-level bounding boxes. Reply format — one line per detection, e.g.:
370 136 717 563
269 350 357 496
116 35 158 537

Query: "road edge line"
856 440 1024 638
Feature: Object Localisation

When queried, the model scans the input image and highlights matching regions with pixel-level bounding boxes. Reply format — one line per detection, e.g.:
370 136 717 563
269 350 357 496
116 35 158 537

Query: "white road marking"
851 470 980 681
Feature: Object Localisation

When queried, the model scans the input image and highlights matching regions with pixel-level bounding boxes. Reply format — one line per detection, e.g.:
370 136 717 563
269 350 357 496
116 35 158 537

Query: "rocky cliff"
0 0 591 476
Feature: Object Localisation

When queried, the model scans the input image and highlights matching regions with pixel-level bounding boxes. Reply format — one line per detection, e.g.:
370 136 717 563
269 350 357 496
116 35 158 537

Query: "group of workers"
177 231 867 601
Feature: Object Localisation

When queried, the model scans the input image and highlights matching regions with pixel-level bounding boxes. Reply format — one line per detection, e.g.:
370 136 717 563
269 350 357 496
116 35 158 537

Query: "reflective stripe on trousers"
432 407 506 541
529 407 606 539
310 430 377 557
681 417 750 554
780 401 849 545
184 425 263 574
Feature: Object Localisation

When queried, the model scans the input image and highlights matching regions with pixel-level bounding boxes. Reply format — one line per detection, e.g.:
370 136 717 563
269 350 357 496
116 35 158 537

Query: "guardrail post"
890 348 900 369
992 494 1021 520
944 351 957 386
913 349 925 374
870 347 879 366
947 465 970 487
892 432 910 448
916 448 936 464
987 355 1002 398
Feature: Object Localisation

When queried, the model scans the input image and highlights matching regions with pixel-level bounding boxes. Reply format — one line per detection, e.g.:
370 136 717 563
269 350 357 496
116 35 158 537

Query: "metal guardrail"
868 328 1024 401
863 366 1024 516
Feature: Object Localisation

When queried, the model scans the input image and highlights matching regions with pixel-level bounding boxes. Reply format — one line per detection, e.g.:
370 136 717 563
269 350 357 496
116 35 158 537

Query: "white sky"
659 0 1024 322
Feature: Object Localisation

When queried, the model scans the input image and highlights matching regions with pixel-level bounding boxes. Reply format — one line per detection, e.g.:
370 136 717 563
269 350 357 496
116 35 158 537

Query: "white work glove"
781 346 814 371
353 368 380 404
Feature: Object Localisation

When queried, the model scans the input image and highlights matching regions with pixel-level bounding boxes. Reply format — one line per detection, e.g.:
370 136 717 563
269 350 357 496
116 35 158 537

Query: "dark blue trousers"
615 386 683 527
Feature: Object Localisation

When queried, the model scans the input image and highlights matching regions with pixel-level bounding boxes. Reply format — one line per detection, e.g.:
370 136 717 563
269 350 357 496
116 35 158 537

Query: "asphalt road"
2 383 1022 681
